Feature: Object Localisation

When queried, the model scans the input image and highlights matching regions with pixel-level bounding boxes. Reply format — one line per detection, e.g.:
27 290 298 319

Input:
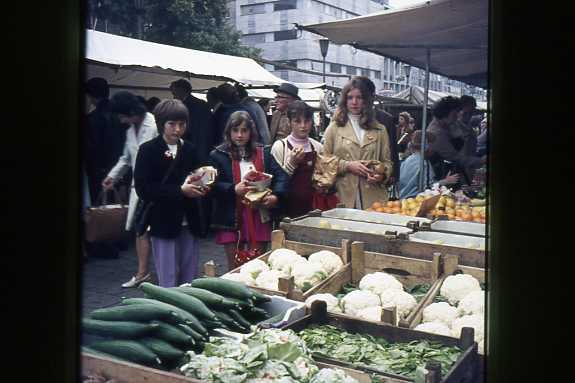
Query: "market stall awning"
393 86 487 110
85 29 287 98
298 0 488 88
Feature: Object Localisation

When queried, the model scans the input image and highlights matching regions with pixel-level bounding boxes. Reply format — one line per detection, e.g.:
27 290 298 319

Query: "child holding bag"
209 111 289 270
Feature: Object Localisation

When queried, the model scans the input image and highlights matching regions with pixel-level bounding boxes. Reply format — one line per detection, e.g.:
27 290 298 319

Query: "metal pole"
322 57 326 84
419 48 431 192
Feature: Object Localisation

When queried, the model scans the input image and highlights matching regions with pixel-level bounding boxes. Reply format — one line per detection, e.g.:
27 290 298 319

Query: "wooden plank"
408 276 446 328
271 229 285 250
304 263 351 297
351 241 366 285
458 265 485 284
281 222 485 268
203 260 217 277
82 352 200 383
315 360 407 383
363 251 435 285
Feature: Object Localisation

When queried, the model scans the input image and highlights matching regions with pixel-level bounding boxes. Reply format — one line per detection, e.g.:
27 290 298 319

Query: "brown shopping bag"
84 189 129 243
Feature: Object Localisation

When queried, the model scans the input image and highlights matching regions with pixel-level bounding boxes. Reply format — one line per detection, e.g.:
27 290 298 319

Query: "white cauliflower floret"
291 259 327 291
359 272 403 296
308 250 344 275
268 248 304 275
440 274 481 305
220 272 255 286
414 321 452 337
255 269 285 290
457 290 485 316
240 259 269 280
422 302 459 328
341 290 381 316
379 289 417 321
355 306 383 322
304 293 342 313
451 314 484 341
309 368 359 383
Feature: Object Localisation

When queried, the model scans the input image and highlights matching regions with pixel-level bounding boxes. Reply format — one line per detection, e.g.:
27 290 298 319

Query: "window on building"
361 68 370 77
274 60 298 71
242 33 266 45
274 29 298 41
241 4 266 15
330 63 342 73
274 0 297 11
346 66 356 76
374 70 381 79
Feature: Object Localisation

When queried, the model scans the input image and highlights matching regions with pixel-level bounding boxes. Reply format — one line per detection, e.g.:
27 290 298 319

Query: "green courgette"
121 297 208 337
89 304 172 323
227 309 253 329
82 318 159 339
149 320 195 347
250 289 272 303
177 323 207 342
138 337 186 362
190 277 255 301
173 286 240 310
140 282 220 322
89 340 162 367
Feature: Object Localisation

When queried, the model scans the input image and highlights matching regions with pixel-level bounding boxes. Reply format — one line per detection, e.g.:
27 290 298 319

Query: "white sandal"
121 273 151 288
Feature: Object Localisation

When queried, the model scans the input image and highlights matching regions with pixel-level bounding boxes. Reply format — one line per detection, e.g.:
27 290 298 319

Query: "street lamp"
134 0 145 39
403 64 411 90
319 39 329 84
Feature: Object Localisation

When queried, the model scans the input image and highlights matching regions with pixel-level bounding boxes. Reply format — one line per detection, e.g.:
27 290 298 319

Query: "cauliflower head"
379 288 417 321
220 272 255 286
255 269 285 290
355 306 383 322
240 259 270 280
268 248 304 275
450 314 484 341
422 302 459 328
457 290 485 316
341 290 381 316
309 368 359 383
291 260 327 291
359 272 403 296
440 274 481 305
414 321 452 337
308 250 343 275
304 293 342 313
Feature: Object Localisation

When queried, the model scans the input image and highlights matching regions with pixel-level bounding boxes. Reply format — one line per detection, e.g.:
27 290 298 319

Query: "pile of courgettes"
82 277 272 370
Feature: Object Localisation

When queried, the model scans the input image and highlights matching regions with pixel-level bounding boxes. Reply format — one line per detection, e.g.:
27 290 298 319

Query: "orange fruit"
392 206 401 213
372 201 382 209
366 208 374 212
461 213 472 221
472 217 482 223
386 201 395 208
393 200 401 208
376 207 385 213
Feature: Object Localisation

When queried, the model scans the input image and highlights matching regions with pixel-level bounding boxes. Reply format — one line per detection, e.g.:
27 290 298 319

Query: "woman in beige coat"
323 78 393 209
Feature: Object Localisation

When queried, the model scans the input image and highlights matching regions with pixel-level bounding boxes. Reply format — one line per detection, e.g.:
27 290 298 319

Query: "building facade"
226 0 485 100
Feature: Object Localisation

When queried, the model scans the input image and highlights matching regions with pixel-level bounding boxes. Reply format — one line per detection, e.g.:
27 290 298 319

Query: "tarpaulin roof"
298 0 488 88
393 85 487 110
85 29 287 95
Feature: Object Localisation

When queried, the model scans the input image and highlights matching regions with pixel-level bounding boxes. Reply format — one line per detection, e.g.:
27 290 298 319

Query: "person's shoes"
121 273 151 288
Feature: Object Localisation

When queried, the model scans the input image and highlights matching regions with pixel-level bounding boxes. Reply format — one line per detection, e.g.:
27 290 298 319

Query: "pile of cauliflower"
413 274 486 354
304 271 418 325
221 248 344 292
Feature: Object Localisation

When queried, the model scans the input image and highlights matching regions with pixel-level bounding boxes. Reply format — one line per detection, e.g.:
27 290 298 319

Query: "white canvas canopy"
299 0 487 88
85 29 287 98
299 0 488 191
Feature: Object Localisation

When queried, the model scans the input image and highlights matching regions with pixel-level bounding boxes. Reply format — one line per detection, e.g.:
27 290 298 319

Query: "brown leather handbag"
84 189 129 243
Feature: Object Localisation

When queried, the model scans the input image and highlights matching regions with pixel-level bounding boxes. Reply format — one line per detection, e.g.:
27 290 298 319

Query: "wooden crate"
82 351 377 383
206 230 351 302
282 301 479 383
82 352 200 383
280 211 485 268
350 241 444 329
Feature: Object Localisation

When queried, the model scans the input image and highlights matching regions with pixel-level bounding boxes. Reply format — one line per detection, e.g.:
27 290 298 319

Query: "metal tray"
286 216 413 235
409 231 485 251
428 220 486 237
321 208 431 227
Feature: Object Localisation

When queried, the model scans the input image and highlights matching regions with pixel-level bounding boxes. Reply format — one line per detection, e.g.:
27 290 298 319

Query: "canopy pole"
419 48 431 192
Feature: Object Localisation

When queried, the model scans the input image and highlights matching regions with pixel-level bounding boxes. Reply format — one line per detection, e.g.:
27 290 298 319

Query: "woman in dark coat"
134 99 210 287
209 111 289 270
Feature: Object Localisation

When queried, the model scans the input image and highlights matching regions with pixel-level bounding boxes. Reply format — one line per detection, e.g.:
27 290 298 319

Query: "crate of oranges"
366 194 440 217
432 196 486 223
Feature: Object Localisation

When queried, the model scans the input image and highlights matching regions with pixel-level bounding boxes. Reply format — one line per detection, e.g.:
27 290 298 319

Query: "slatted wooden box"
206 230 351 302
280 210 485 268
281 301 479 383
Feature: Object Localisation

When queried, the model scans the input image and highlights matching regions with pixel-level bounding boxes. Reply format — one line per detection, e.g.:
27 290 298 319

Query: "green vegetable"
138 337 185 362
173 286 240 310
82 318 159 339
299 325 461 379
89 304 173 323
190 277 255 301
89 340 162 367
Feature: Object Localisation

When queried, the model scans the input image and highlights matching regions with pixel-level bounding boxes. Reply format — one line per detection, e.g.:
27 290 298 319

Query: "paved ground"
81 233 228 319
